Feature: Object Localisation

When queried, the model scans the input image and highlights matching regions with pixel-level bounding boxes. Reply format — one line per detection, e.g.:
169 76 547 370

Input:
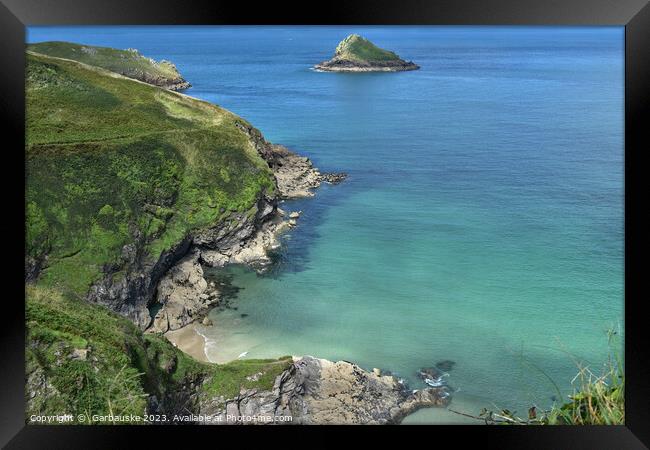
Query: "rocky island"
314 34 419 72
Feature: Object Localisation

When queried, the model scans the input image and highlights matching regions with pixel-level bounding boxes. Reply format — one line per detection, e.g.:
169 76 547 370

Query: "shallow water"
29 26 624 422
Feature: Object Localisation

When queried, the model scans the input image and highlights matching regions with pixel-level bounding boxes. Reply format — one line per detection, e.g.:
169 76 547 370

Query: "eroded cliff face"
85 144 280 331
198 356 451 425
147 196 282 334
84 118 346 333
144 124 347 334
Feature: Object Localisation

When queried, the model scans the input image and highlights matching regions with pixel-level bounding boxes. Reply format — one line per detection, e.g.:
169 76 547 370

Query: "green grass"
26 52 275 297
544 330 624 425
25 48 291 422
26 285 150 421
334 34 401 63
26 285 294 423
28 41 184 85
202 357 293 400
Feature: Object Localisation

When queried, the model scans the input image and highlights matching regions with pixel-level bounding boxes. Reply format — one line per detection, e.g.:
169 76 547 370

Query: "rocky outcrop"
148 202 295 333
148 252 219 333
315 58 419 72
133 59 191 91
199 211 290 270
198 356 451 424
314 34 419 73
263 144 348 198
235 120 347 199
86 231 194 330
83 159 276 331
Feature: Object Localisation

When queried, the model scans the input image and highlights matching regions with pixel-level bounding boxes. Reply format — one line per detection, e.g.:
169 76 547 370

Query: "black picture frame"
2 0 647 447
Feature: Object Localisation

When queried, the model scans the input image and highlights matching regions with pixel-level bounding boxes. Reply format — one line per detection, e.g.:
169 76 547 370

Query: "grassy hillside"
27 42 189 89
26 51 275 297
26 284 292 422
334 34 401 62
25 49 293 421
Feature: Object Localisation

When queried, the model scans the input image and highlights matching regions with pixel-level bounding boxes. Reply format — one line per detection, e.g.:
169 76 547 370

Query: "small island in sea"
314 34 419 72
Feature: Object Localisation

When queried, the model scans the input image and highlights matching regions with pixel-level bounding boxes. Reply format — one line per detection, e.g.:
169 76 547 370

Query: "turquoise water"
29 26 624 422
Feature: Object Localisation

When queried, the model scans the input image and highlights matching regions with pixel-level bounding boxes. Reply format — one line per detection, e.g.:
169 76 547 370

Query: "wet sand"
164 323 210 363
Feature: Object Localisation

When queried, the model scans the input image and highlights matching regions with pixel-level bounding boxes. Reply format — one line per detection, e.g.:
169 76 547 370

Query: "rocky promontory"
27 41 191 90
197 356 451 424
314 34 419 72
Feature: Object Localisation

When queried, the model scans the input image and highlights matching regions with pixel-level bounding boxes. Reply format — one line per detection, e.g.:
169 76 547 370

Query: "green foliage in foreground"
26 285 293 424
334 34 402 63
452 332 625 425
26 52 275 297
27 41 184 85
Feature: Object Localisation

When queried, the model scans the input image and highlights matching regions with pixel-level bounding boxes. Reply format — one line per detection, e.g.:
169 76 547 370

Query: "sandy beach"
164 323 210 363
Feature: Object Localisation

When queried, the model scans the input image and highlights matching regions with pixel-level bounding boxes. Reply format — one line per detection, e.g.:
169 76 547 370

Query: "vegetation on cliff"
315 34 419 71
25 48 293 420
26 285 292 422
27 41 191 90
451 332 625 425
26 51 275 298
333 34 402 63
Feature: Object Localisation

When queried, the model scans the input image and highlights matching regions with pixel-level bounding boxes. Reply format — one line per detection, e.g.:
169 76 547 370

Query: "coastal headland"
25 43 447 424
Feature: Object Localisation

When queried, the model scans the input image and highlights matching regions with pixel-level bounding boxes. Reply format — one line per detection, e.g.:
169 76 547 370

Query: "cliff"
27 41 191 90
314 34 419 72
26 50 281 331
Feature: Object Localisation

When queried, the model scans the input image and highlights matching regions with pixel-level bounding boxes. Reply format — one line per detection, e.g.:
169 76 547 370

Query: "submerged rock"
435 360 456 372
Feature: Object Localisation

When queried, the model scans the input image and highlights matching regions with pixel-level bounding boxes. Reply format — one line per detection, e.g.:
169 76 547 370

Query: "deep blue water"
28 26 624 423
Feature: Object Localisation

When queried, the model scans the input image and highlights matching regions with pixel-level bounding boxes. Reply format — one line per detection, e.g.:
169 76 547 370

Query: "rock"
289 211 300 219
435 360 456 372
202 317 213 326
70 348 88 361
314 34 419 72
199 356 450 425
372 368 381 376
200 250 229 268
418 367 443 380
246 372 263 382
151 309 170 333
148 253 209 332
319 172 347 184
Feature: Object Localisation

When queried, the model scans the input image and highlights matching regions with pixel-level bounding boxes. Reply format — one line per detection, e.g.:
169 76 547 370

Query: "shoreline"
313 63 420 72
164 323 210 363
